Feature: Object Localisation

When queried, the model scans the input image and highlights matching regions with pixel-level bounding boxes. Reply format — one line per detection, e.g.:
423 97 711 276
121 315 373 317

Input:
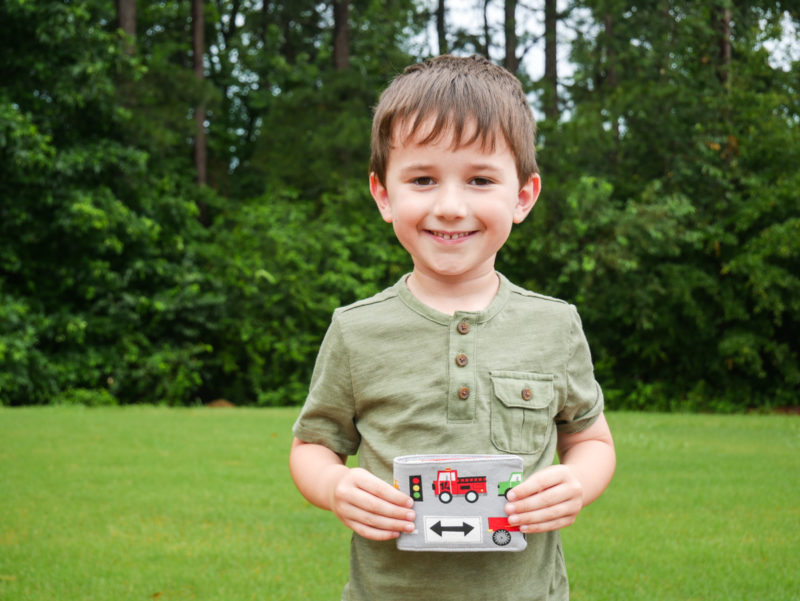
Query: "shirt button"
521 388 533 401
455 353 469 367
457 321 471 335
458 387 470 400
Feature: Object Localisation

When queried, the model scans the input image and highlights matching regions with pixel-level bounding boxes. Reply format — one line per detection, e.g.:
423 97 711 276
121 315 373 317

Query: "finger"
339 502 416 534
335 488 416 541
343 487 417 523
333 476 416 525
351 468 415 508
507 499 581 533
332 475 412 520
505 465 569 501
506 480 581 515
343 519 405 541
345 474 416 517
509 498 581 525
518 513 578 534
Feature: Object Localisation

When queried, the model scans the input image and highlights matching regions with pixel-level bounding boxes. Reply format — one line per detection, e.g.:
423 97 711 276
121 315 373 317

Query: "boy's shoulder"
501 277 581 332
503 276 573 316
333 281 403 317
506 279 569 307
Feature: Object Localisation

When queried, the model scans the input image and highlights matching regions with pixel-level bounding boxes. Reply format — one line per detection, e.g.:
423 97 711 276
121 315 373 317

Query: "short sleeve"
292 314 361 456
555 304 604 434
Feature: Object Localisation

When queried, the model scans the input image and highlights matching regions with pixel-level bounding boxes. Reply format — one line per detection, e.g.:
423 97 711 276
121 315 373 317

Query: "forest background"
1 0 798 411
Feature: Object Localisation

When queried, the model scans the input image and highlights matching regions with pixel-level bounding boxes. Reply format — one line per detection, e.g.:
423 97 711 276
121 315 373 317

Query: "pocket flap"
490 372 554 410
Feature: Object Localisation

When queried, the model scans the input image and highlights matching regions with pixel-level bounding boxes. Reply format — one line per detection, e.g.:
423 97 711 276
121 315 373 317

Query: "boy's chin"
412 264 496 281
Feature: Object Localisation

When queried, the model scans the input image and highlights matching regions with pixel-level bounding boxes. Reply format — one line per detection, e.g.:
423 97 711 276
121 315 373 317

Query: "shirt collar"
395 272 511 326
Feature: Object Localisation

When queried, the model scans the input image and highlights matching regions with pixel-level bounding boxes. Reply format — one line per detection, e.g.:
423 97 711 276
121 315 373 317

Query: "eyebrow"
397 162 504 176
467 162 504 173
398 163 433 174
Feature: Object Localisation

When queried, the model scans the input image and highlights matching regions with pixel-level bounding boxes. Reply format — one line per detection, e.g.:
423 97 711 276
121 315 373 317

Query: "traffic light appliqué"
409 475 423 501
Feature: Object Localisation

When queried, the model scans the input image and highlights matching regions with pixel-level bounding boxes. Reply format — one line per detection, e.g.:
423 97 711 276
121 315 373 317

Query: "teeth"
434 231 470 240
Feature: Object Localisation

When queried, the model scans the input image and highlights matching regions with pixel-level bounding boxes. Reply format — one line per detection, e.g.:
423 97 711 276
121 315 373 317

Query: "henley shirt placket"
447 314 477 423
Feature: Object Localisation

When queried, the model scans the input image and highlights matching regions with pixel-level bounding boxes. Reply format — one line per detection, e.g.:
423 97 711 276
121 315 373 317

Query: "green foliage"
0 0 420 406
222 1 418 199
1 0 798 409
505 1 800 410
199 186 407 405
57 387 118 406
0 0 222 405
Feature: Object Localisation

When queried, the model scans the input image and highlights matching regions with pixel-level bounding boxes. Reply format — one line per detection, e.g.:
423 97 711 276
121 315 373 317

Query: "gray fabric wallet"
393 454 526 552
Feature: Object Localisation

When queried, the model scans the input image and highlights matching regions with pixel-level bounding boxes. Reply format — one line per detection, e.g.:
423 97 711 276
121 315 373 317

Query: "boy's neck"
406 269 500 315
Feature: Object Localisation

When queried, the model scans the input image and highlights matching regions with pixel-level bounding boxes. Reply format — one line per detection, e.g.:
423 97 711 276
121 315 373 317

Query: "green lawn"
1 408 797 600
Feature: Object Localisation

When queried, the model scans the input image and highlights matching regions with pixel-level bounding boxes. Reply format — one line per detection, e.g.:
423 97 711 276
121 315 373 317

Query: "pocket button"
521 387 533 401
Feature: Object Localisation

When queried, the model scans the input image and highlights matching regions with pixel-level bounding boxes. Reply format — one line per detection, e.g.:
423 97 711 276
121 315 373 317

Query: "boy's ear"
513 174 541 224
370 172 393 223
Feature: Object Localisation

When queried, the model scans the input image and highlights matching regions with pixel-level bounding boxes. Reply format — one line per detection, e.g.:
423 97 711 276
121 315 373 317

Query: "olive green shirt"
293 273 604 601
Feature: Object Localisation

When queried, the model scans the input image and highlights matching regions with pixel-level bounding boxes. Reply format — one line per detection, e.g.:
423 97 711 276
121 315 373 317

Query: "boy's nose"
432 185 468 219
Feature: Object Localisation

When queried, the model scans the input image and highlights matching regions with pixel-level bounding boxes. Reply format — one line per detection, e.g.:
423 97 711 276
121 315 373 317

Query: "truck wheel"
439 491 452 504
492 530 511 546
465 490 479 503
504 487 515 500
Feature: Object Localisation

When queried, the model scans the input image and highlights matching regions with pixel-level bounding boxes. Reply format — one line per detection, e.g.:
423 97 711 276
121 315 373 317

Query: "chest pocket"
490 371 556 455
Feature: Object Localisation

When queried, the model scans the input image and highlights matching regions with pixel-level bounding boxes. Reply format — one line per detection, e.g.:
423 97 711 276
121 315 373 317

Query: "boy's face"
370 122 540 285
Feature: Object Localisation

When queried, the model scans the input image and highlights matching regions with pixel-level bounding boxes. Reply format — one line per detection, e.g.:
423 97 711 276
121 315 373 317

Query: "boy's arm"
289 438 416 541
504 413 615 533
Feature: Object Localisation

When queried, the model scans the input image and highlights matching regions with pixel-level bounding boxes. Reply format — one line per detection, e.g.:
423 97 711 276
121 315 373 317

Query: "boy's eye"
470 177 493 186
412 177 435 186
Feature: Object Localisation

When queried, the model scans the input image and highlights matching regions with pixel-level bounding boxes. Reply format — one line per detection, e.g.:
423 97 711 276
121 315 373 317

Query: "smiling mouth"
427 230 475 240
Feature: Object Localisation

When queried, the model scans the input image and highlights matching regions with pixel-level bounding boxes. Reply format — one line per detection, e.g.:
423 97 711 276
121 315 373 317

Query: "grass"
566 412 800 601
0 408 798 600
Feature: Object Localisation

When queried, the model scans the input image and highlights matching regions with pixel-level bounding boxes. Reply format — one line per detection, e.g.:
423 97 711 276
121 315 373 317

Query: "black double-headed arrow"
430 521 474 537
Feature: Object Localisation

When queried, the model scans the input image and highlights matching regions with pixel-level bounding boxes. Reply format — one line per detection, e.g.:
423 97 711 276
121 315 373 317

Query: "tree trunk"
333 0 350 70
192 0 208 204
543 0 559 119
260 0 270 43
222 0 242 48
436 0 447 55
117 0 136 54
503 0 519 73
603 12 619 164
603 13 617 90
482 0 490 58
715 5 732 85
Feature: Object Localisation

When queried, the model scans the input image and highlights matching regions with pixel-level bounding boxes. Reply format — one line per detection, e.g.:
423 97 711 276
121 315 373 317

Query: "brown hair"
369 54 538 187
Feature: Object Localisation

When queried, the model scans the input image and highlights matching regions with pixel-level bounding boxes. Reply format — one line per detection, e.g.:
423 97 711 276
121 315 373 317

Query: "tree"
0 0 221 405
117 0 136 54
3 0 797 409
503 0 519 73
333 0 350 70
519 1 800 409
714 3 732 85
436 0 448 54
543 0 559 118
192 0 207 194
482 0 491 57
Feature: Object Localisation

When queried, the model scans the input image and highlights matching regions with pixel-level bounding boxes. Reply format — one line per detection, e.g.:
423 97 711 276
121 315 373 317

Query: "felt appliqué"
393 454 526 552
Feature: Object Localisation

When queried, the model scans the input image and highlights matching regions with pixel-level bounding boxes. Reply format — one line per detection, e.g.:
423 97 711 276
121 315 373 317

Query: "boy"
290 55 615 601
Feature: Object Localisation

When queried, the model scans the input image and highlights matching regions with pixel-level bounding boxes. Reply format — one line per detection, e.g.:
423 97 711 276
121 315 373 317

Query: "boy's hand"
505 414 616 533
327 465 416 541
290 439 416 541
503 465 584 533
